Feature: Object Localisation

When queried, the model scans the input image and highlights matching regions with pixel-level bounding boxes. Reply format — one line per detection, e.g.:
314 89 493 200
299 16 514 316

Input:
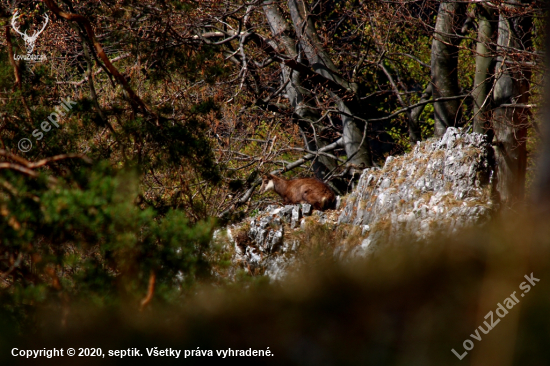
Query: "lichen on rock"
218 128 496 281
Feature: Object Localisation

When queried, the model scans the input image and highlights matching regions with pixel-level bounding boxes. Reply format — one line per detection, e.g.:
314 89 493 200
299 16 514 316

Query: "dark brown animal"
259 174 336 211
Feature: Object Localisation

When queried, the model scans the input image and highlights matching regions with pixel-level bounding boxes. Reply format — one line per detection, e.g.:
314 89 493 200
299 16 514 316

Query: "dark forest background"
0 1 549 365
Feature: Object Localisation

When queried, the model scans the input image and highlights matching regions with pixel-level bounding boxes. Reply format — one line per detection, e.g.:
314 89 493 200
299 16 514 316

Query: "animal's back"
288 178 335 210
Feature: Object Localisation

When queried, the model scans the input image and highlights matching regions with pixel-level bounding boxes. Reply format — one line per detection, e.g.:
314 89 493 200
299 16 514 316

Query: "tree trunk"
283 66 339 179
263 1 339 180
493 1 532 205
431 1 467 137
532 11 550 214
472 5 497 135
286 0 372 168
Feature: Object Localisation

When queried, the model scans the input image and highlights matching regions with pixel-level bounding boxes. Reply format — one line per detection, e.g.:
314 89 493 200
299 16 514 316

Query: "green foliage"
0 163 218 329
191 98 219 115
387 120 413 153
421 103 436 140
0 52 14 90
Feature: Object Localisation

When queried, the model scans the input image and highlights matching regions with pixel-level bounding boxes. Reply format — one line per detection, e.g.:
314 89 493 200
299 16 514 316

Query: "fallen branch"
140 271 156 311
0 150 92 180
0 149 92 168
0 163 39 177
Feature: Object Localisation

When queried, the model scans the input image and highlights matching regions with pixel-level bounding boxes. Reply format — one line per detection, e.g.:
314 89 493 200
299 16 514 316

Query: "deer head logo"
11 11 49 54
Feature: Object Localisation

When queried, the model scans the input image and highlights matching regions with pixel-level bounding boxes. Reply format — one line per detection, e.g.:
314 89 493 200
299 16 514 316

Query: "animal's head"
259 174 276 194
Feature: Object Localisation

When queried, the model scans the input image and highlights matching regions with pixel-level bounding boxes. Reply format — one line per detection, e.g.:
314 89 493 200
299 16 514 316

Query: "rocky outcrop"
338 127 494 256
219 128 496 281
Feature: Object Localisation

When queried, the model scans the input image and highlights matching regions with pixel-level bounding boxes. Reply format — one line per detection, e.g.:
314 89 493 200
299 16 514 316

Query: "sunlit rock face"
338 127 494 252
221 128 495 281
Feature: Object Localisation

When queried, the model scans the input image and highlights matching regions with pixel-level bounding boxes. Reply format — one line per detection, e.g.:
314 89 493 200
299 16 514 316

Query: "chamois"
259 174 336 211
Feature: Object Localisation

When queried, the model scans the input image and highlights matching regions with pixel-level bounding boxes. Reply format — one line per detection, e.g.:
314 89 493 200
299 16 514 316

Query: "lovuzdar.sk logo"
11 10 48 62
